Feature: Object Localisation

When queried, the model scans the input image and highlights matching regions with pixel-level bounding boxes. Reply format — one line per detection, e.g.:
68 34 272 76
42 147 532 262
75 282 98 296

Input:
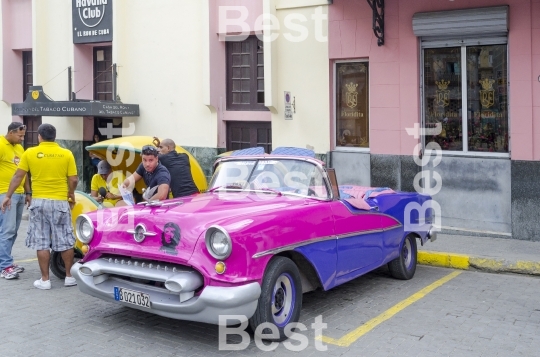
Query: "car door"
331 201 386 286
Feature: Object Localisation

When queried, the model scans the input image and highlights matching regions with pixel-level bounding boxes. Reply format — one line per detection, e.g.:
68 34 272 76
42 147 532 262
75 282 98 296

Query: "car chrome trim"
137 201 183 208
253 223 404 259
72 261 261 325
427 227 438 242
338 201 403 224
205 225 233 260
126 223 157 243
75 214 95 244
252 235 337 258
337 224 402 239
211 156 332 200
337 229 384 239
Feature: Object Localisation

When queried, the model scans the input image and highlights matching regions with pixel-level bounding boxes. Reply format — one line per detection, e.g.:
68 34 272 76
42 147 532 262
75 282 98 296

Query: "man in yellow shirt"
0 122 31 280
90 160 123 207
1 124 78 289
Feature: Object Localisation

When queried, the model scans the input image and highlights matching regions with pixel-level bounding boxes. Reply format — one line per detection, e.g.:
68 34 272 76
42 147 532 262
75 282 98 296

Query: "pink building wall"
209 0 270 148
330 0 539 160
2 0 32 108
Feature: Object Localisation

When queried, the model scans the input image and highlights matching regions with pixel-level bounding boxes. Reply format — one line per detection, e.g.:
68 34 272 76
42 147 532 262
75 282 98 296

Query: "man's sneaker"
1 266 19 280
64 276 77 287
12 264 24 273
33 278 51 290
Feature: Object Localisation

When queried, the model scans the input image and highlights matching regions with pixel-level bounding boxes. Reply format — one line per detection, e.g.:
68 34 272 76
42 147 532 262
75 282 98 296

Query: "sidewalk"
418 232 540 276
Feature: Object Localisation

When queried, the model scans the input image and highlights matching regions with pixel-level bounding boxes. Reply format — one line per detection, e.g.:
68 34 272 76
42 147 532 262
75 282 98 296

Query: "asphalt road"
2 220 539 356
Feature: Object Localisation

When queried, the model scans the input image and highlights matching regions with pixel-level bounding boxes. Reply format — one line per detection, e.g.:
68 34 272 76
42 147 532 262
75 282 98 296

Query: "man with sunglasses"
122 145 171 202
0 123 31 280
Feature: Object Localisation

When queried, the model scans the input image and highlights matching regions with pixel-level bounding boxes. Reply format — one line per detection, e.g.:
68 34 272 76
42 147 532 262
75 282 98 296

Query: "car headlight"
75 214 94 244
205 226 232 260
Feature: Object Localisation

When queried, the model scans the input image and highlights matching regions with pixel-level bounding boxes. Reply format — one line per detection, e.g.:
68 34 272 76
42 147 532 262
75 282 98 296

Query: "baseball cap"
97 160 111 174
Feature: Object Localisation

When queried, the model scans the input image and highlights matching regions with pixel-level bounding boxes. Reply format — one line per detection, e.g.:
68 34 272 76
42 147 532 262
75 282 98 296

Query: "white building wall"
114 0 215 148
32 0 81 141
268 2 330 154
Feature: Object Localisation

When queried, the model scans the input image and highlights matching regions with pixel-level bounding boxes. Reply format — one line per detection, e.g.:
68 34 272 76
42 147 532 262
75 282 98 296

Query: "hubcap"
403 239 412 268
271 274 295 326
275 287 285 310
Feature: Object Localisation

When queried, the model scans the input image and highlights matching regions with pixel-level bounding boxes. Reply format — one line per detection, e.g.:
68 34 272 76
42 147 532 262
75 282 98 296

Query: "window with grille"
226 36 267 111
23 51 33 100
93 46 113 101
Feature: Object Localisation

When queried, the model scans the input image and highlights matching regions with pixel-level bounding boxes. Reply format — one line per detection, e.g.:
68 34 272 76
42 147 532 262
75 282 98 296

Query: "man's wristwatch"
25 192 32 196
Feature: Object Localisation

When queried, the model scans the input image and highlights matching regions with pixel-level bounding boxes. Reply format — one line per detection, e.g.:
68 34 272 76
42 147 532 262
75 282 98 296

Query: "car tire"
249 256 302 341
388 234 417 280
49 250 83 279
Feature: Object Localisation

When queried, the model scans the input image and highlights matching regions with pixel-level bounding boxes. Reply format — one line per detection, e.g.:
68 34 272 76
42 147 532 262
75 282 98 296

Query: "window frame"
22 51 33 100
93 46 113 101
226 36 268 111
333 59 370 152
420 41 510 158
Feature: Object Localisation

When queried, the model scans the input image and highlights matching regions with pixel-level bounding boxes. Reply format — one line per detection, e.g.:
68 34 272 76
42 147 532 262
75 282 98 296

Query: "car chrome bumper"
71 260 261 324
427 227 437 242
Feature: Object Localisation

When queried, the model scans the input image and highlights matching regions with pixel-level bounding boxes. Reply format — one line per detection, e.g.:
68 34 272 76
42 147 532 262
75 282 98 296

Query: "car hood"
84 191 308 263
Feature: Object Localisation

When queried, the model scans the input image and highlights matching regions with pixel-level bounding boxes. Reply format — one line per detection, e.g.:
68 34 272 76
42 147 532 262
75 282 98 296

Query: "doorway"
226 121 272 153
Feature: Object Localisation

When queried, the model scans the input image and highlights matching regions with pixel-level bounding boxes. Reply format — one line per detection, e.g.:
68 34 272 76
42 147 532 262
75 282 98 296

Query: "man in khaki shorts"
1 124 78 289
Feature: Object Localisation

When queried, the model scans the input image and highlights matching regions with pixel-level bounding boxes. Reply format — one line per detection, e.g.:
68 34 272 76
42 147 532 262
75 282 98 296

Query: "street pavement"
2 219 540 356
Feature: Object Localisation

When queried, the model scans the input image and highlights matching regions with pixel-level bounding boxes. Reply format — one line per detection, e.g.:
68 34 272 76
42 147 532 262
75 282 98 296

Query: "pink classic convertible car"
71 148 437 340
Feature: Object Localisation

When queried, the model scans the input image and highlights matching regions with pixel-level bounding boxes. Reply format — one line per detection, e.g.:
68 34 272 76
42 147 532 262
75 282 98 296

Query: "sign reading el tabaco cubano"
72 0 113 44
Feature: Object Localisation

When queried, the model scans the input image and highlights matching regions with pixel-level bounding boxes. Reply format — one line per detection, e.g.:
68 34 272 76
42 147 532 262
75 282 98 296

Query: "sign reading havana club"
72 0 113 44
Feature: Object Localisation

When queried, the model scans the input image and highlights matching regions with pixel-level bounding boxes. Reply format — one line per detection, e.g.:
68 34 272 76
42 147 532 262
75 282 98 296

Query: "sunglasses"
141 145 159 155
10 124 26 133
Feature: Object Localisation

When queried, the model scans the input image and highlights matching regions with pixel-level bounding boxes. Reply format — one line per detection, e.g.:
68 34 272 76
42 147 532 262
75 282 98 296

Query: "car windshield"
209 158 329 199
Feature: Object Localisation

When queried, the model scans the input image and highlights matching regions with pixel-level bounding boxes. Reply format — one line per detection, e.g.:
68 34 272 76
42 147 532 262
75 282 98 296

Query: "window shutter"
413 6 508 45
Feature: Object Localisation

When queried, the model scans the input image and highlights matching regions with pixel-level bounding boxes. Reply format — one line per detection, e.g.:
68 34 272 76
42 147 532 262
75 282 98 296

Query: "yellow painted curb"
470 257 540 275
418 251 469 270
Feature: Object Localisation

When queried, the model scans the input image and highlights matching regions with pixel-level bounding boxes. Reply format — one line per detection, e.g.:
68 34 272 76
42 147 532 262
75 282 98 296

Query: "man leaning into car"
154 137 199 198
122 145 171 201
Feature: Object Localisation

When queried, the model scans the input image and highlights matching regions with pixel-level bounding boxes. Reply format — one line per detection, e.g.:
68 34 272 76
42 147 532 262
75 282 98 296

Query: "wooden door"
226 121 271 153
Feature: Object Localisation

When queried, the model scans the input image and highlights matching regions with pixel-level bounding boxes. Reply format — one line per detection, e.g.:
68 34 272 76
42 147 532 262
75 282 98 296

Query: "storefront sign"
12 86 139 117
13 102 139 118
72 0 113 44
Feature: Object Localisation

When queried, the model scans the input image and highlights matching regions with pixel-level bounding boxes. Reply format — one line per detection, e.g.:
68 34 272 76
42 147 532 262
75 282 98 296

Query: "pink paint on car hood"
84 192 323 264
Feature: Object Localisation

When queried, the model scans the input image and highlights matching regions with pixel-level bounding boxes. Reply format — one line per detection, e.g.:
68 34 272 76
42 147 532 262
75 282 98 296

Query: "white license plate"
114 287 151 309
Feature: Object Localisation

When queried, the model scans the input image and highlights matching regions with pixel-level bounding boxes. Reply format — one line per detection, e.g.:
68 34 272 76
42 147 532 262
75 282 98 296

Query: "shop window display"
336 62 369 148
424 45 508 153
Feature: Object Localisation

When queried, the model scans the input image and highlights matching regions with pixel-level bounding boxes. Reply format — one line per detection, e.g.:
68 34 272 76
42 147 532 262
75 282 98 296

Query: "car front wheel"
50 250 83 279
388 234 417 280
249 256 302 341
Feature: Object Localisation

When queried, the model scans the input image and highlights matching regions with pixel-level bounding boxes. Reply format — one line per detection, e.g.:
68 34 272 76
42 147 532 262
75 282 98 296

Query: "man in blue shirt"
122 145 170 201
